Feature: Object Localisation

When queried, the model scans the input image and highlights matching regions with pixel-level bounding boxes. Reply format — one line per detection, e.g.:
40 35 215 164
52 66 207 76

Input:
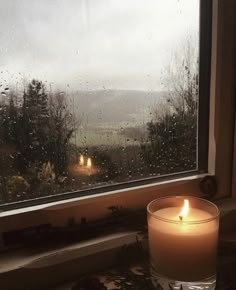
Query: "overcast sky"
0 0 199 91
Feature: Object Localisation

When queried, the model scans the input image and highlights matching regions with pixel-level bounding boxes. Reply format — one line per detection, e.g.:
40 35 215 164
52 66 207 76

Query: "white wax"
148 207 219 281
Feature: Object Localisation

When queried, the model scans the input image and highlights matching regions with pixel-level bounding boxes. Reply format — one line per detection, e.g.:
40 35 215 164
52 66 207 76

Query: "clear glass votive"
147 196 220 290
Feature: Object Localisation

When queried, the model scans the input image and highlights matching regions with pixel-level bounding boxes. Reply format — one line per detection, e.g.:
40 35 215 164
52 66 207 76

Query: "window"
0 0 211 209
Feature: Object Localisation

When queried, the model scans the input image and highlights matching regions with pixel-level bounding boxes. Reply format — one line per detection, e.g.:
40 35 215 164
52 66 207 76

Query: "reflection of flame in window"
80 155 84 166
87 157 92 169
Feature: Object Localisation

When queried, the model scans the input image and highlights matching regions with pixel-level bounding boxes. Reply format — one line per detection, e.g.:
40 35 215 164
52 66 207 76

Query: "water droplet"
1 92 6 97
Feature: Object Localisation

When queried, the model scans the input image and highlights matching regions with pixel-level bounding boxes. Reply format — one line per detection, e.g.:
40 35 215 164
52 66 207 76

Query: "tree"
16 79 50 171
7 92 18 144
0 80 78 201
0 91 17 144
142 37 198 174
48 92 77 176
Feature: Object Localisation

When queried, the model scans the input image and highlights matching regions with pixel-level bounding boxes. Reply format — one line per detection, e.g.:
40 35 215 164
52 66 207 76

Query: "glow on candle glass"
79 155 84 166
148 197 219 281
179 199 189 221
87 157 92 169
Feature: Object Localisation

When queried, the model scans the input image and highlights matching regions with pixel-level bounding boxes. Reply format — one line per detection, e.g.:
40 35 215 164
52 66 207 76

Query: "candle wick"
179 215 183 221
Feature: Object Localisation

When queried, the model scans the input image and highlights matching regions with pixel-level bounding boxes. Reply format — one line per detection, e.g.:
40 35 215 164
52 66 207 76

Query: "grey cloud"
0 0 199 90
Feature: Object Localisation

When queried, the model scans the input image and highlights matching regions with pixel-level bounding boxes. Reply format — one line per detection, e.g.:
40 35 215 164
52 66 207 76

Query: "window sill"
0 198 234 290
0 172 207 218
0 231 142 290
0 173 220 245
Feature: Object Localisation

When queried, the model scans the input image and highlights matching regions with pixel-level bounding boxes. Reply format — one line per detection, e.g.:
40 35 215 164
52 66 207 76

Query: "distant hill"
69 89 168 125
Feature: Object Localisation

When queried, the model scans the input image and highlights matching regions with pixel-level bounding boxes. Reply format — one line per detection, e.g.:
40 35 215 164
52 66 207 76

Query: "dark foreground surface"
48 242 236 290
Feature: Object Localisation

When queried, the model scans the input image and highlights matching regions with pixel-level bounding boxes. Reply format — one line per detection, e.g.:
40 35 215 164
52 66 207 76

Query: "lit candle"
87 157 92 170
79 155 84 166
147 197 219 282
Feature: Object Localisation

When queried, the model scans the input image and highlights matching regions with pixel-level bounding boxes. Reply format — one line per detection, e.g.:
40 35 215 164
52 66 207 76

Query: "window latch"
199 175 217 198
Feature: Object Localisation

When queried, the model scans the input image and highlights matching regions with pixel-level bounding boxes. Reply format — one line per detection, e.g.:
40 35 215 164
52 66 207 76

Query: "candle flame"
179 199 189 221
87 157 92 169
80 155 84 166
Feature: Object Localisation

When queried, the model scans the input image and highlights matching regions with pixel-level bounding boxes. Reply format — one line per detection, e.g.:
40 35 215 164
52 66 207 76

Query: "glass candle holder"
147 196 219 290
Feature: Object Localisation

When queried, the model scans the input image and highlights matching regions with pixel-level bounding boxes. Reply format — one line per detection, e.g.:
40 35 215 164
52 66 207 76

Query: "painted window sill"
0 231 141 290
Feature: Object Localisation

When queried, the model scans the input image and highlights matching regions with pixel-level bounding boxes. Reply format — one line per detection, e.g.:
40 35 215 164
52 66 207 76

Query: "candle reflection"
87 157 92 169
70 156 98 177
79 155 84 166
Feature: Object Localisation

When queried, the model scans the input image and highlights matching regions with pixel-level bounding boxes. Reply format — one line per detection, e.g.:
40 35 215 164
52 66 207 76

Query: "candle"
87 157 92 169
147 197 219 282
79 155 84 166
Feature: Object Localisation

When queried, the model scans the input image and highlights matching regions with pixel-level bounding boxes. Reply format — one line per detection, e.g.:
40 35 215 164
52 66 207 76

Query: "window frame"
0 0 235 234
209 0 236 198
0 0 212 213
233 120 236 197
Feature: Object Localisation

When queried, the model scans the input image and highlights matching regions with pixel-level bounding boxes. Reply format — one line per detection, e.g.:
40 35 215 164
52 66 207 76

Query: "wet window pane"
0 0 200 204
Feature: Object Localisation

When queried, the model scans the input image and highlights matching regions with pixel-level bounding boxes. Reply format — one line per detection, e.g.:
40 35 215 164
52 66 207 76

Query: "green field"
74 124 147 147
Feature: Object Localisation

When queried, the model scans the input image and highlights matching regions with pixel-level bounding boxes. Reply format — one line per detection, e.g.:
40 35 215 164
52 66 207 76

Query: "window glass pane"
0 0 200 204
